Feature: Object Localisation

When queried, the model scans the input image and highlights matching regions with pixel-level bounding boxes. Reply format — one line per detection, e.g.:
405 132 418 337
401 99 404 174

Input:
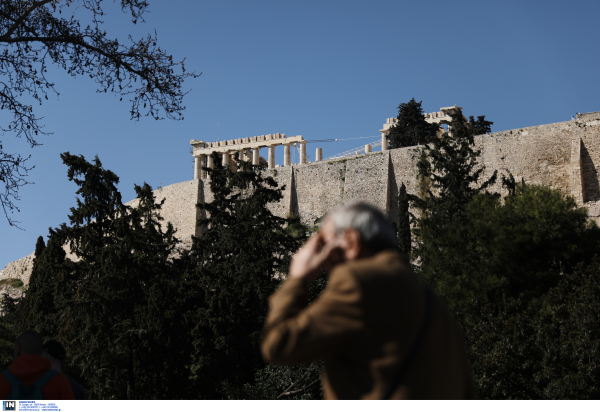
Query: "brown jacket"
262 250 476 399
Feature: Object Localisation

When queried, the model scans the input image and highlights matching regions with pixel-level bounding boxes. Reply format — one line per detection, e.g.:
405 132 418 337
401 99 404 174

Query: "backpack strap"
2 369 59 399
2 369 22 390
33 369 60 389
380 285 433 400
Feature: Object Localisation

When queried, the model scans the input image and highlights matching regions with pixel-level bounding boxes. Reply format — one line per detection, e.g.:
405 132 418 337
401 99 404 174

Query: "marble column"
283 144 291 166
365 144 372 153
252 148 260 165
206 154 214 180
194 156 201 180
222 152 229 169
231 151 238 172
299 143 306 164
316 148 322 162
381 133 388 152
200 156 208 180
268 146 275 169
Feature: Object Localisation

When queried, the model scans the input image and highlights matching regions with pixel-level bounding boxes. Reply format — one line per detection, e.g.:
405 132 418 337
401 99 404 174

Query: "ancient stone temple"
190 134 307 179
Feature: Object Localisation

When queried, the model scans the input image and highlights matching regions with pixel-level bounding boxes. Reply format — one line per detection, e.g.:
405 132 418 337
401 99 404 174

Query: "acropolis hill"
2 108 600 288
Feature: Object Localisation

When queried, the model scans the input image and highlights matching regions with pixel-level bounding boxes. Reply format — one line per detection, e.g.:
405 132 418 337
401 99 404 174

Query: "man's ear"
343 229 363 260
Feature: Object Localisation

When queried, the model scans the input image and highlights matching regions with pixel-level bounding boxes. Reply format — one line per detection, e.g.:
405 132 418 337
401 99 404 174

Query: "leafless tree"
0 0 199 227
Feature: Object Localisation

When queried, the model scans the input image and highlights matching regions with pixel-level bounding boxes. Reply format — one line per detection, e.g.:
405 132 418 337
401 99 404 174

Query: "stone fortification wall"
126 179 204 247
256 115 600 228
4 113 600 284
475 117 600 205
476 122 572 197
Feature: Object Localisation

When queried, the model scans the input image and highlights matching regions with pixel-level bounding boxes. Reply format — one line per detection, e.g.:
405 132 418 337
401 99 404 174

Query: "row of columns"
193 143 380 180
194 143 312 180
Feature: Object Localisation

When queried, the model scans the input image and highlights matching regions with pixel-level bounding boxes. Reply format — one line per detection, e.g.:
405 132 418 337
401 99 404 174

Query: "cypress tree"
388 98 440 149
34 236 45 257
189 152 306 398
468 115 493 135
397 183 411 256
411 108 497 290
54 153 187 399
18 234 67 338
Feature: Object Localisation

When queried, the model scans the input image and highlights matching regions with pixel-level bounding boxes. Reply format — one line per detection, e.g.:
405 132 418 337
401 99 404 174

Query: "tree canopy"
187 152 309 398
409 104 600 398
0 0 199 226
410 108 497 287
387 98 440 149
468 115 493 135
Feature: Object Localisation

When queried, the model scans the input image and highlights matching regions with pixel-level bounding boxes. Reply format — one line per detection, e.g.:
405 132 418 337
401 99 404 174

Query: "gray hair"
326 202 397 253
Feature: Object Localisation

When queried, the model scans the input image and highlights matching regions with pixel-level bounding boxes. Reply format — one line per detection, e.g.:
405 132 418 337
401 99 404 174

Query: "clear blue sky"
2 0 599 267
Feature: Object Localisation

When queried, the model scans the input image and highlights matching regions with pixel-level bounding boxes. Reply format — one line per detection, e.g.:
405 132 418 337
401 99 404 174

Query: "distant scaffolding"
328 139 382 160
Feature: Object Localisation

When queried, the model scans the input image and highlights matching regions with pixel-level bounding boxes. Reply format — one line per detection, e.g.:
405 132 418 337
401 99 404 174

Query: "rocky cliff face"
0 251 33 299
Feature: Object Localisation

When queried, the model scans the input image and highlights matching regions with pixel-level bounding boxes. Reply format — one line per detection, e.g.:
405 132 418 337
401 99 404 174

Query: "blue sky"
2 0 599 267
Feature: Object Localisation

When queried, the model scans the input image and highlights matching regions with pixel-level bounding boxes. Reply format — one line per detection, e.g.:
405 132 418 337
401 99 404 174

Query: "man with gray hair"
262 202 475 399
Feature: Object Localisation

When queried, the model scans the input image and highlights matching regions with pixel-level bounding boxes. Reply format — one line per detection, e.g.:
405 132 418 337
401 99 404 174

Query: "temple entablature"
190 134 308 180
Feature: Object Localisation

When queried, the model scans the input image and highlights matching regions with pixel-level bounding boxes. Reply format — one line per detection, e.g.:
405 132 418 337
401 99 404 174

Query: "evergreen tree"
469 115 493 135
397 183 411 256
388 98 440 149
411 108 497 292
221 276 327 400
188 152 307 398
460 255 600 399
54 153 189 399
441 185 600 308
0 322 15 370
18 235 68 338
34 236 45 258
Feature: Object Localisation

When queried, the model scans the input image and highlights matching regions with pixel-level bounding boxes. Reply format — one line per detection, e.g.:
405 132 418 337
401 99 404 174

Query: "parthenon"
190 133 309 180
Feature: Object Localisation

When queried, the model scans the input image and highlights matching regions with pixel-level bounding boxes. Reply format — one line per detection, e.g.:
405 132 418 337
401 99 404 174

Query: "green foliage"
222 362 323 400
187 152 308 398
534 258 600 399
18 235 67 338
57 161 188 399
0 151 319 400
388 98 440 149
223 275 328 400
0 279 23 289
461 257 600 399
0 322 15 371
7 153 193 400
411 106 600 399
411 108 497 288
468 115 493 135
397 182 411 256
421 185 600 309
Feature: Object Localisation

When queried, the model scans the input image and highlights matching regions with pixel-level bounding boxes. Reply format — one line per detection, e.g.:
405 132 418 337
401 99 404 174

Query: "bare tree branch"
277 378 320 399
0 0 54 40
0 0 199 226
